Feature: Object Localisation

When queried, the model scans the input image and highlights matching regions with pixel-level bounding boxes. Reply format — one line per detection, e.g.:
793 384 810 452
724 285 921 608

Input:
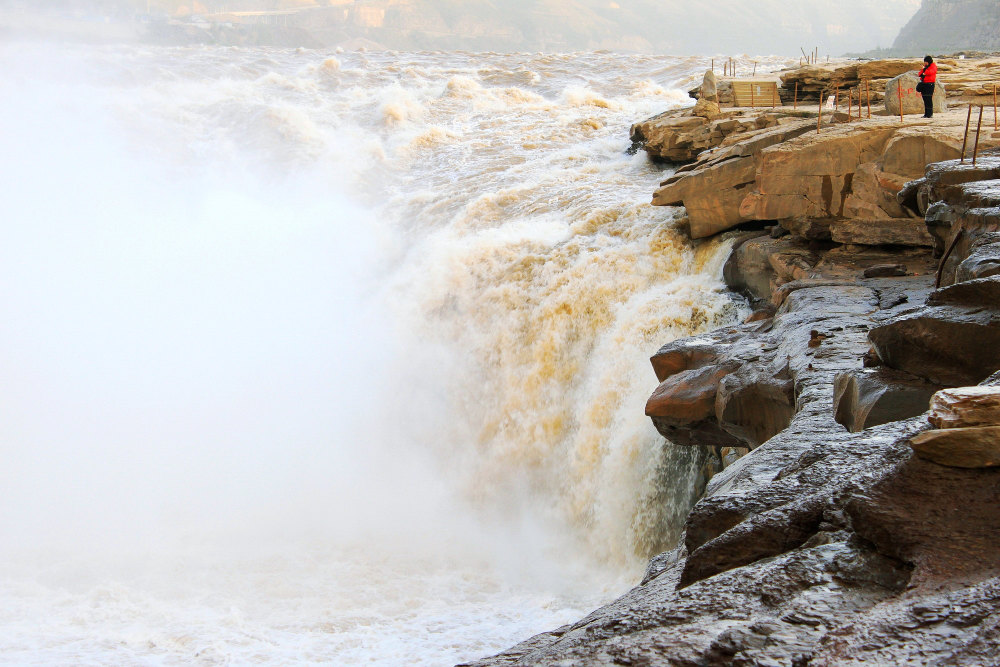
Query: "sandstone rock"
715 366 794 447
834 367 941 432
881 128 962 180
868 302 1000 386
779 216 833 240
843 162 910 219
739 124 899 224
646 363 733 425
692 98 721 120
956 231 1000 281
654 155 756 235
884 72 947 115
928 386 1000 429
927 274 1000 307
863 263 907 277
829 217 935 247
700 69 718 102
910 426 1000 467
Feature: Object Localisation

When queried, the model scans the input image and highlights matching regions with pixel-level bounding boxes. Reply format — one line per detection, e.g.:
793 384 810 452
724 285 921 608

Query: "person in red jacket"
918 55 937 118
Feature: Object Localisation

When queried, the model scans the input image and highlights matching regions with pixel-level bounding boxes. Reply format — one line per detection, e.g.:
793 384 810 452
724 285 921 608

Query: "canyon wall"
891 0 1000 55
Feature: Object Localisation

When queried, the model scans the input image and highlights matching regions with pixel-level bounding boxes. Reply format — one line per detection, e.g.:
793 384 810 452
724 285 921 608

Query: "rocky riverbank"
466 61 1000 666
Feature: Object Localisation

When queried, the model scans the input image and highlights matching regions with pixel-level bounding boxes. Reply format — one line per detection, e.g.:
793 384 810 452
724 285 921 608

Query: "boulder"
909 426 1000 468
928 386 1000 429
884 72 946 115
692 98 721 120
700 69 718 102
834 367 941 433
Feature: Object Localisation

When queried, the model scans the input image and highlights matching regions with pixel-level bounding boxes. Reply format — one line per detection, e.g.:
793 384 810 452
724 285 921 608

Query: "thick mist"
0 49 387 552
0 37 754 665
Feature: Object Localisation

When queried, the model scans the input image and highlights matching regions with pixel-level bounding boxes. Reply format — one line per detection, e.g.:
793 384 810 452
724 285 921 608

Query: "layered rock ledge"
467 61 1000 667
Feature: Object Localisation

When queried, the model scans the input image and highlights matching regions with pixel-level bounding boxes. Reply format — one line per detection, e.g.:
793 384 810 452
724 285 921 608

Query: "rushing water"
0 41 787 665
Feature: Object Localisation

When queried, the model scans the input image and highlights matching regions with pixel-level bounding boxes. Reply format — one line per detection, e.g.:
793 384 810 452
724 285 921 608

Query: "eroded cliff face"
891 0 1000 55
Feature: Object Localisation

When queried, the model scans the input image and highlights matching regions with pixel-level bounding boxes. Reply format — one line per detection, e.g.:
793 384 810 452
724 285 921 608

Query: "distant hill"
890 0 1000 55
3 0 924 55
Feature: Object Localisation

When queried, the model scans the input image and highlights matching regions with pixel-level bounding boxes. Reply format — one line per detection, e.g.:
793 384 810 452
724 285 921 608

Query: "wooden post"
866 79 871 119
794 82 798 109
973 105 985 167
752 61 757 77
818 89 824 133
994 83 997 130
961 103 973 163
848 88 852 120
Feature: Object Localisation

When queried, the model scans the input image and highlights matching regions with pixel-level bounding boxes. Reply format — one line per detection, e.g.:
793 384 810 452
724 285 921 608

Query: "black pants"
922 83 935 117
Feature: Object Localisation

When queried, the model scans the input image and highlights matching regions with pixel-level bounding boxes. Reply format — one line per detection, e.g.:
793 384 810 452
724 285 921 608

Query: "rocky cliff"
467 62 1000 666
892 0 1000 55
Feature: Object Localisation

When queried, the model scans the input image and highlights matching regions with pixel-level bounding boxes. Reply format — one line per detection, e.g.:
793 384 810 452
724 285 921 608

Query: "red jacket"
920 62 937 83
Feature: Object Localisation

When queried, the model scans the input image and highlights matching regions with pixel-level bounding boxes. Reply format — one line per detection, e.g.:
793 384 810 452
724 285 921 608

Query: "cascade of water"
0 42 776 665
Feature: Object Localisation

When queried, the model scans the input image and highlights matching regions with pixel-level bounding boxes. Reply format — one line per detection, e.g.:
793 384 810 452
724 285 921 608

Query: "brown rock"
863 263 907 277
829 218 935 247
645 364 734 423
843 163 909 219
739 125 898 224
653 155 756 236
881 128 962 180
834 367 941 433
868 304 1000 386
928 386 1000 429
700 69 718 102
910 426 1000 468
692 98 721 120
884 72 947 115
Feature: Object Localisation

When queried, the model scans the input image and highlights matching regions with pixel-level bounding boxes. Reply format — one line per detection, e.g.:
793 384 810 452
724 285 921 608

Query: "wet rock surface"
467 140 1000 667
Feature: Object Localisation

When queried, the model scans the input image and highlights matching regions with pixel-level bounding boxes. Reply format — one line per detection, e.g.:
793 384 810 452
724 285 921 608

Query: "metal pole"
961 103 973 164
973 105 985 167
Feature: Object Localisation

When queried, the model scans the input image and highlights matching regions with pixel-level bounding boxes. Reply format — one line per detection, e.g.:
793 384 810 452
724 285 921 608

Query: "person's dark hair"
924 55 934 64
